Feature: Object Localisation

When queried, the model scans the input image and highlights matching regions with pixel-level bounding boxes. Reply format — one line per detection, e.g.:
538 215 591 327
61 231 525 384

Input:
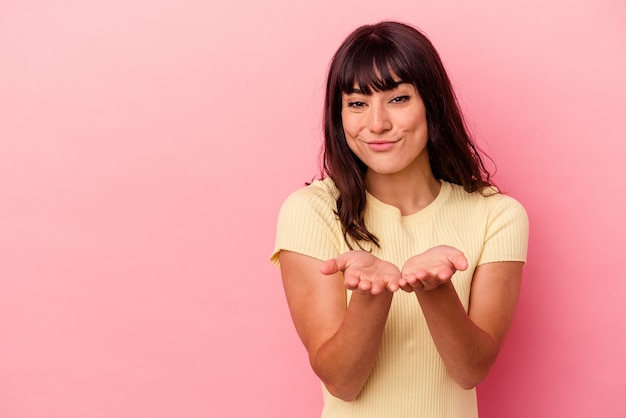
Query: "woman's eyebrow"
345 80 408 95
346 87 365 95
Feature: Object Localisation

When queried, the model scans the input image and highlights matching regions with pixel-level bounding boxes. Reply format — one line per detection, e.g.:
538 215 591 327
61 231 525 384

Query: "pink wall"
1 0 624 417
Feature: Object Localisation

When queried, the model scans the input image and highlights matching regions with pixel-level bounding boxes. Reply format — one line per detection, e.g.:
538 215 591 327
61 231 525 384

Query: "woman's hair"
322 21 494 249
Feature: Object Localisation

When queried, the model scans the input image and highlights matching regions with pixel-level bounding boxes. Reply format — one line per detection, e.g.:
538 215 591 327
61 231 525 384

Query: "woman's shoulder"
283 177 339 205
445 181 527 214
278 177 339 217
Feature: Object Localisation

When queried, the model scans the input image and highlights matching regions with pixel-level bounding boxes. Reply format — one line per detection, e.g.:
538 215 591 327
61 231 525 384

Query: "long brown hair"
323 21 494 249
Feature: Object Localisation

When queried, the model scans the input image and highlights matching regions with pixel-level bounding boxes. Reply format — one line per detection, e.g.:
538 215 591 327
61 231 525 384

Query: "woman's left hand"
399 245 468 292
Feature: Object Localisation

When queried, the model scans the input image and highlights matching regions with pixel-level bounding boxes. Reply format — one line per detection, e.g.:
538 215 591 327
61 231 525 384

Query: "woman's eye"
347 101 366 108
391 95 410 104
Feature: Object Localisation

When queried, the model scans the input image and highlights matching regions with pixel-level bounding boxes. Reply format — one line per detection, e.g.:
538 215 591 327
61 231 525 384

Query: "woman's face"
341 82 430 178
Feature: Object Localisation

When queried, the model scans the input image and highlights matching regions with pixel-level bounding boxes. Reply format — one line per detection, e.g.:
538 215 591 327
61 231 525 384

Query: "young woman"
271 21 528 418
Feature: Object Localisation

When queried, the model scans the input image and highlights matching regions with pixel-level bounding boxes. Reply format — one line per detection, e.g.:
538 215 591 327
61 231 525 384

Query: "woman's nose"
368 104 391 133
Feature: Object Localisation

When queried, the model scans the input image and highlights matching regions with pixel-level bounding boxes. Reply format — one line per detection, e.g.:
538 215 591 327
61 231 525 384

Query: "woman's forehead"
341 63 406 93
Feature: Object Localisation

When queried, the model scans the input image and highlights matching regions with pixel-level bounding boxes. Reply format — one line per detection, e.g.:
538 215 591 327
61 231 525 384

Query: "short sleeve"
269 182 344 267
477 195 529 265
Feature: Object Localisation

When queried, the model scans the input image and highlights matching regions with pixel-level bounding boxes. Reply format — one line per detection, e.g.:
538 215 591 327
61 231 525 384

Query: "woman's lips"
366 140 399 152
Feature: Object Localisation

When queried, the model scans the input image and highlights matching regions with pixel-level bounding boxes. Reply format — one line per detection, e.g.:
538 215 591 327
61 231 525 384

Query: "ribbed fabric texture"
270 178 529 418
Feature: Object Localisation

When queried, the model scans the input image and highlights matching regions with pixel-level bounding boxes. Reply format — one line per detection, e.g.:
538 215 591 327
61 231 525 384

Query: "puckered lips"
364 138 401 152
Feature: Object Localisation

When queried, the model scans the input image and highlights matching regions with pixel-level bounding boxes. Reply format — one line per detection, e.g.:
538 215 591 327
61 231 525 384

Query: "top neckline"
365 180 451 223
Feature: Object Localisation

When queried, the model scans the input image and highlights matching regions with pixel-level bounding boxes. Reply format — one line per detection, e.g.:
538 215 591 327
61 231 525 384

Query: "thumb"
320 252 352 275
449 250 468 272
320 258 338 275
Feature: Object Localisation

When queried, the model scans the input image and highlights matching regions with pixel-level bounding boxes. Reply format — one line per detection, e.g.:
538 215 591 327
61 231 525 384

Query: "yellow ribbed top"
271 178 529 418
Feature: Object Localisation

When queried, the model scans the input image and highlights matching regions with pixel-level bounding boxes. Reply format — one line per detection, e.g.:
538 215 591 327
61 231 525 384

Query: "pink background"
1 0 625 417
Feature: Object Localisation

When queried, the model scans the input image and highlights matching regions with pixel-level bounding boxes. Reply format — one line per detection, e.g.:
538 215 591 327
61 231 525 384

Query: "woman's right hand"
320 250 402 295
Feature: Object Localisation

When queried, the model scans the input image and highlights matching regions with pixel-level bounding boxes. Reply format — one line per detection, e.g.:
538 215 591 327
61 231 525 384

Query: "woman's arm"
400 247 523 389
279 250 400 401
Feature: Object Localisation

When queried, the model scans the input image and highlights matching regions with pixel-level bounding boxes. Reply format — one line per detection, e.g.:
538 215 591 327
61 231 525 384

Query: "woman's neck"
365 169 441 216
